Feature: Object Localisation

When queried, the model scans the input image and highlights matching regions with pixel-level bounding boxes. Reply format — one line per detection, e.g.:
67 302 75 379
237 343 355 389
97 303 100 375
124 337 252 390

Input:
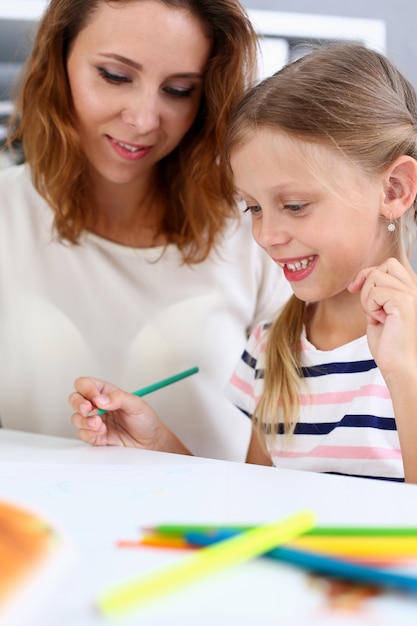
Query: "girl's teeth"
286 256 314 271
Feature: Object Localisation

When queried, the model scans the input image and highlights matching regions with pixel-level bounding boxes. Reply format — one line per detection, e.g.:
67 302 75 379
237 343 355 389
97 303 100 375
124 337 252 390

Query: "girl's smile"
274 255 317 281
231 129 393 304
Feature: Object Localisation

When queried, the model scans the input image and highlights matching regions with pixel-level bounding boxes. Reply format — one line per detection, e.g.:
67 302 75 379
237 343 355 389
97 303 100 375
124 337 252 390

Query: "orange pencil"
117 533 193 550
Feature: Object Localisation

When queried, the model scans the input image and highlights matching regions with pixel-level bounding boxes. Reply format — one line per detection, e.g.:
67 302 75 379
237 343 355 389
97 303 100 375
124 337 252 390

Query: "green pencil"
96 366 199 415
144 523 417 537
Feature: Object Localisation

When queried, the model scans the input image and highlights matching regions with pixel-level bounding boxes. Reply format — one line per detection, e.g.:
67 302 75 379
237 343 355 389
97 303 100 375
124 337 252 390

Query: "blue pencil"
185 530 417 594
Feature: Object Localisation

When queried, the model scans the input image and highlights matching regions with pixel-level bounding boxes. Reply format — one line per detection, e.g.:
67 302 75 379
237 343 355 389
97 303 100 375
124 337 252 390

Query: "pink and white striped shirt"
226 322 404 481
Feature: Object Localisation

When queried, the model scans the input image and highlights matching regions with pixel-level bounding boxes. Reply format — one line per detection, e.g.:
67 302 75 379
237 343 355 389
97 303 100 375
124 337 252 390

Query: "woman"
0 0 290 460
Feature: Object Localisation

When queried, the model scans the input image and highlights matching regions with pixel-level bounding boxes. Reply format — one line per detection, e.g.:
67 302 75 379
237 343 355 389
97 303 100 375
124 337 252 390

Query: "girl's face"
66 0 211 187
231 129 392 304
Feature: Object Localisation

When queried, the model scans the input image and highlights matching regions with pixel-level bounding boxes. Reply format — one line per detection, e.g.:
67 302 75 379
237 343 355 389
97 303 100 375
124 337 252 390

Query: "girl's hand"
348 257 417 380
69 377 191 454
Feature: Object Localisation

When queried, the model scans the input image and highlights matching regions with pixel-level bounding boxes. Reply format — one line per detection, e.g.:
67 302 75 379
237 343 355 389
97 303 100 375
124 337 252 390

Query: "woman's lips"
107 136 152 161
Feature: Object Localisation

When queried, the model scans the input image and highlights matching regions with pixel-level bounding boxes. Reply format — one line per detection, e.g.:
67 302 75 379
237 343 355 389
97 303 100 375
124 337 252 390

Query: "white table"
1 429 417 626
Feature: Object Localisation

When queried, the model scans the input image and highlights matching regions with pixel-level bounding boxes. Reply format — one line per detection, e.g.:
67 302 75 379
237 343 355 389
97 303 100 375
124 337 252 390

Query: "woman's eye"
97 67 130 84
163 86 195 99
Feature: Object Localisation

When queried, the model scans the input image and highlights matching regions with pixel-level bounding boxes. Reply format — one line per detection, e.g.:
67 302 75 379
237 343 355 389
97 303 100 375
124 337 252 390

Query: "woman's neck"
89 172 168 247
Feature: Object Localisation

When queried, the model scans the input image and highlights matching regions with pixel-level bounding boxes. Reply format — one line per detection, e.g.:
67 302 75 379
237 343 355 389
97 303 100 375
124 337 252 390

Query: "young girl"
69 43 417 483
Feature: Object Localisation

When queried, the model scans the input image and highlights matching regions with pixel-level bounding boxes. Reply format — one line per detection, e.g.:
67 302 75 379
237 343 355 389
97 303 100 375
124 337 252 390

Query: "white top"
226 322 403 479
0 164 292 460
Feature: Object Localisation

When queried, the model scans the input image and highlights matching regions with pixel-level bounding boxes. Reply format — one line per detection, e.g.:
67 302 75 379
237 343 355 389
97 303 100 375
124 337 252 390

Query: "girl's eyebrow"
98 53 204 79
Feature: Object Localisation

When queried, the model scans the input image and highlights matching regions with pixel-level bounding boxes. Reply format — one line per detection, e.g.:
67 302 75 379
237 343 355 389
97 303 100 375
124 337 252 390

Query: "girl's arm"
349 257 417 483
245 430 273 466
385 372 417 483
69 377 192 455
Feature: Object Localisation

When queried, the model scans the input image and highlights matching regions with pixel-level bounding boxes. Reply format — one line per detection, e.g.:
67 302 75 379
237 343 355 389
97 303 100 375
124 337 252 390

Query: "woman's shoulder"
0 163 32 199
218 214 254 245
0 163 42 210
0 162 28 182
0 163 52 236
216 215 281 272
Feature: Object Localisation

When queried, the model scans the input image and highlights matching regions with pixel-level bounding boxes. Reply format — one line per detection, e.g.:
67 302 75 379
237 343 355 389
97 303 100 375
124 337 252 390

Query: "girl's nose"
253 212 291 249
121 90 160 133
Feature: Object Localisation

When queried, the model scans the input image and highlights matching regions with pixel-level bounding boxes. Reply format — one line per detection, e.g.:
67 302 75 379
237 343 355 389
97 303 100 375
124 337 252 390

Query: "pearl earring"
387 214 396 232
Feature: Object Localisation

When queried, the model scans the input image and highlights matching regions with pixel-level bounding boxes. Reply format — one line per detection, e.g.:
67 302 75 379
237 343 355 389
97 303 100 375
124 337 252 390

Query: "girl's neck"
306 248 414 351
305 291 367 350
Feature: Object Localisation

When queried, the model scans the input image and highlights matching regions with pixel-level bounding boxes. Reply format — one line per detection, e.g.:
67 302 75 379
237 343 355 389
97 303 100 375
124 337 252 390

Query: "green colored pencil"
96 366 199 415
144 523 417 538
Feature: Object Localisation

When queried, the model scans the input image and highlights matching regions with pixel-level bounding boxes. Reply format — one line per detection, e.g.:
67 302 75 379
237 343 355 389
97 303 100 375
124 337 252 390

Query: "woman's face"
66 0 211 186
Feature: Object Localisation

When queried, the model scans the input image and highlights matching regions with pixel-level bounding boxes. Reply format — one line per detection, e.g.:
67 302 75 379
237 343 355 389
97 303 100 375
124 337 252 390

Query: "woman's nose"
121 90 160 133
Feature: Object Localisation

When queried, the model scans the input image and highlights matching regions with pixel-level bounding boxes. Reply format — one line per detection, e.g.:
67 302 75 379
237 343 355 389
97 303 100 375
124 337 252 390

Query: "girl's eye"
97 67 131 84
163 86 195 99
243 204 262 215
284 204 306 213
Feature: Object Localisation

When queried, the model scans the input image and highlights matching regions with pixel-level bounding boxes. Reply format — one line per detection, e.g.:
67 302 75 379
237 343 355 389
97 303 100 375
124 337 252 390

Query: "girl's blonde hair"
8 0 258 261
225 43 417 446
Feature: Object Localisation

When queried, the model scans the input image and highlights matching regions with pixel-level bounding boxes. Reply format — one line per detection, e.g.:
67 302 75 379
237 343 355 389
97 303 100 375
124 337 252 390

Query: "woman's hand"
348 257 417 380
69 377 192 455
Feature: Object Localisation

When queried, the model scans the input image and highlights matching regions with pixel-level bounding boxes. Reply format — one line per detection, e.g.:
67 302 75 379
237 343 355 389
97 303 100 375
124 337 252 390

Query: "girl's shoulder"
246 320 272 355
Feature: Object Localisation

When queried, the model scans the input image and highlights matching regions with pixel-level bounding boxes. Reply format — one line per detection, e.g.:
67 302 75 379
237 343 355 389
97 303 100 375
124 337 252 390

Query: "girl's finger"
348 266 374 293
349 258 414 294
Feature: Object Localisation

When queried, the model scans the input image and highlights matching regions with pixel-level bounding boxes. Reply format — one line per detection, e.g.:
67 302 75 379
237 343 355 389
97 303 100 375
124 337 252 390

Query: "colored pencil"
138 532 417 561
145 523 417 538
96 366 199 415
185 530 417 594
289 536 417 558
97 511 316 616
140 533 191 550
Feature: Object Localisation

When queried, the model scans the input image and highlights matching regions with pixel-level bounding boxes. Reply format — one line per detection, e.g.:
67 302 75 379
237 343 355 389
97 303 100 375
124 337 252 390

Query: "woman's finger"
68 391 95 415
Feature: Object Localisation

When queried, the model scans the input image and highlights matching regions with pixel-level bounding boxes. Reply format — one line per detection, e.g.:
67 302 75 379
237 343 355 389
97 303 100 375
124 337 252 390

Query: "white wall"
244 0 417 90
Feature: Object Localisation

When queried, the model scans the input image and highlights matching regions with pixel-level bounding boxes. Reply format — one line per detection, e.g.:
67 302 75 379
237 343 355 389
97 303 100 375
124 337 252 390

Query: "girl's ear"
382 155 417 219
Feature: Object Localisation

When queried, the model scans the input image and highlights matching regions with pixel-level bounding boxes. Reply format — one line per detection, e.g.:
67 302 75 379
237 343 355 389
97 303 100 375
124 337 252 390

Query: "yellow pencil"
97 510 316 616
289 535 417 558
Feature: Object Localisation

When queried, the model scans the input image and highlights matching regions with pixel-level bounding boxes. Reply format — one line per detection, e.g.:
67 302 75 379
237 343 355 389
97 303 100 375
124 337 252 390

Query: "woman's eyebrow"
98 53 141 70
98 53 204 79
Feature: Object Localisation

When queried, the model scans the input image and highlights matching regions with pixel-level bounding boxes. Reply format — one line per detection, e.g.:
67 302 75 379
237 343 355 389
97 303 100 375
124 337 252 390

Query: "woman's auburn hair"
8 0 258 262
